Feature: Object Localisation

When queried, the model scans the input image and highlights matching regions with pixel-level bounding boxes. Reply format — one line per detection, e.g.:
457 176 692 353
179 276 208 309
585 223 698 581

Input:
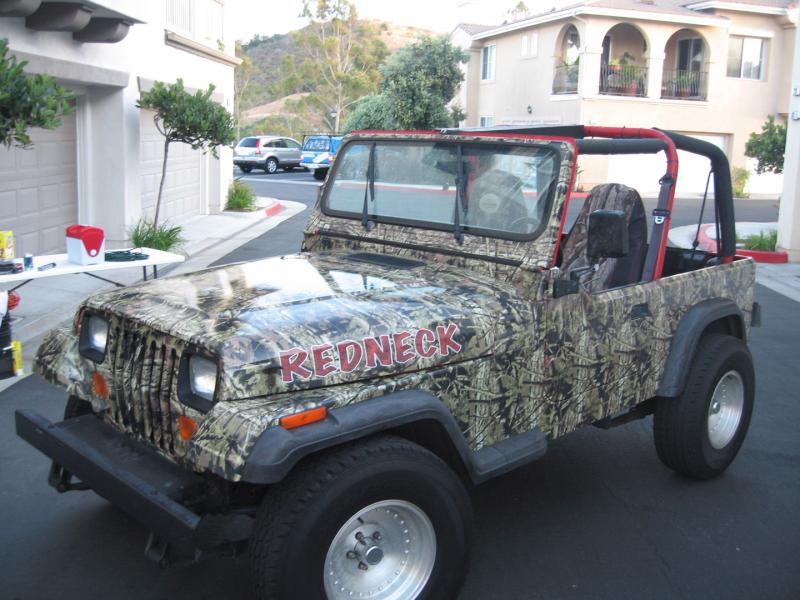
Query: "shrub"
129 219 184 252
738 230 778 252
732 166 749 198
745 115 786 174
226 179 256 210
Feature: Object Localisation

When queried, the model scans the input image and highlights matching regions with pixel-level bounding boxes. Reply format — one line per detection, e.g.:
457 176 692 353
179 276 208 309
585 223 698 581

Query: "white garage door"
140 109 203 221
0 114 78 255
608 134 727 197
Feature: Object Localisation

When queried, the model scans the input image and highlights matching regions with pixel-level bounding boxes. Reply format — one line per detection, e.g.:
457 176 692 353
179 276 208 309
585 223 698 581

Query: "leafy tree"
281 0 387 132
234 40 260 140
343 94 397 131
505 2 530 22
0 39 73 148
745 115 787 174
137 79 235 228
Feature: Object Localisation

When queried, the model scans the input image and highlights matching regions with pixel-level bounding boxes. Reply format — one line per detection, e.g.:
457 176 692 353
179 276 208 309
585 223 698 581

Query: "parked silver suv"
234 136 303 174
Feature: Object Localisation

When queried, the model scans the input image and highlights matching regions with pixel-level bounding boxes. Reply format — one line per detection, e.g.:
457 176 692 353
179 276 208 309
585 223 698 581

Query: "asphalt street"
0 168 794 600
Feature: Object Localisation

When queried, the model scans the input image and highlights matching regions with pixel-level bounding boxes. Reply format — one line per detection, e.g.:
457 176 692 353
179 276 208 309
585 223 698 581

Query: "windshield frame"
320 137 563 243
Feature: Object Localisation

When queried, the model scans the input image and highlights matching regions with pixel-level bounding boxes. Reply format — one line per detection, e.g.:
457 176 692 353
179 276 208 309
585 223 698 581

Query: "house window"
727 36 765 80
522 33 538 57
479 116 494 127
481 45 496 81
166 0 224 46
678 38 704 73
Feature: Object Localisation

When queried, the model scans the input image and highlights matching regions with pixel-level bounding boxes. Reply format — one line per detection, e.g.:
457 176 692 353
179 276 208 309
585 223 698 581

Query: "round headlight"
189 355 217 401
86 315 109 353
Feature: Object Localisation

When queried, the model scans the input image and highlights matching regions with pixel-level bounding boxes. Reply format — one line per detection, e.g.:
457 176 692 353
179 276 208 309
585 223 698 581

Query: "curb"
736 249 789 264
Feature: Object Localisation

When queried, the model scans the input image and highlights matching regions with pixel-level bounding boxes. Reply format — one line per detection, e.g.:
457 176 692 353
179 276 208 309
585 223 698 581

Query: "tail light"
255 139 262 155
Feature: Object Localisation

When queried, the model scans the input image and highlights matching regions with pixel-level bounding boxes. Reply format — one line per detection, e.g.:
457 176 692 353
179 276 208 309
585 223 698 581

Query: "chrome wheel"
324 499 436 600
266 159 278 173
707 370 745 449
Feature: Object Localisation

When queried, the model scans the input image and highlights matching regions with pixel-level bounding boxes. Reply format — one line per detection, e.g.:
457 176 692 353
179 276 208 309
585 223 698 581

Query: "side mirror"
587 209 628 260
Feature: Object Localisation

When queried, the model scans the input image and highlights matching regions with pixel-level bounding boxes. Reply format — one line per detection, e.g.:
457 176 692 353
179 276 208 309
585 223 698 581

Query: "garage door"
0 114 78 255
140 109 203 221
607 134 727 196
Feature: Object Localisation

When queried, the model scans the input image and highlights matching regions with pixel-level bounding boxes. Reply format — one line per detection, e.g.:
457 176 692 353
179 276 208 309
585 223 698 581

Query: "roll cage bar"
441 125 736 281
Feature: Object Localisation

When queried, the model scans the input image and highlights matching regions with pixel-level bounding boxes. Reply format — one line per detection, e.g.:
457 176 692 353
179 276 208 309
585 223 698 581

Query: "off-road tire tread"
250 434 463 600
654 333 753 479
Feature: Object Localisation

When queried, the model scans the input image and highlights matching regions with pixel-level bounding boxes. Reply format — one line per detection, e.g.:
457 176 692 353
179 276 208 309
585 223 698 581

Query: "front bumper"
15 409 251 564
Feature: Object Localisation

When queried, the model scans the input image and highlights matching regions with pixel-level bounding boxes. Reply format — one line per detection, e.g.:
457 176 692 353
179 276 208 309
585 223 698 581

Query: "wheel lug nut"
358 561 368 571
373 531 382 540
346 550 358 560
355 532 365 543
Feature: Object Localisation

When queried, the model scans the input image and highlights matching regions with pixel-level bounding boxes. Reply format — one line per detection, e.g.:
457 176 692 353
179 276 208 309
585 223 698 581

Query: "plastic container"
66 225 105 265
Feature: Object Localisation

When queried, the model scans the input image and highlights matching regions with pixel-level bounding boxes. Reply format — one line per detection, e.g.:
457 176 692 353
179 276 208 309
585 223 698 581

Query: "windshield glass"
304 137 330 151
324 140 560 239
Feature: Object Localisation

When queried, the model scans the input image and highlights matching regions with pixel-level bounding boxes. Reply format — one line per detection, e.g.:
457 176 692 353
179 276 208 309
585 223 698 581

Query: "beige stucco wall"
455 9 795 195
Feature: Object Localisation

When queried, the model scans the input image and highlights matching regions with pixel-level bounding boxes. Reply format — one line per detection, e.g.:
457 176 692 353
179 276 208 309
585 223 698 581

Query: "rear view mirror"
587 209 628 260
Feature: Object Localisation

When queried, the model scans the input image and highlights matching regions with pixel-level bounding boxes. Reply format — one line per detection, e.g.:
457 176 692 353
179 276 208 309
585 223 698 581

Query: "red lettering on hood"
279 348 313 382
279 324 463 381
415 328 437 358
364 334 393 368
337 339 363 373
437 324 463 356
312 343 337 377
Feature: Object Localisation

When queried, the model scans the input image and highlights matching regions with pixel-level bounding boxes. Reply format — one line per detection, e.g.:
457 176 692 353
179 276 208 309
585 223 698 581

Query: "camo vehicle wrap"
33 131 756 484
302 132 577 279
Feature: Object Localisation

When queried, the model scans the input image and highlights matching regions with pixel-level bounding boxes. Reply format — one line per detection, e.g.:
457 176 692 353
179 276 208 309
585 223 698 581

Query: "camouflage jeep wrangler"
17 126 759 600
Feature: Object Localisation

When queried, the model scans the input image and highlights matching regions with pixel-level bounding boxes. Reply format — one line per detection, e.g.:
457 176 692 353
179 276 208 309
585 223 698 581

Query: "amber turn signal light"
279 406 327 430
178 415 198 441
91 372 109 400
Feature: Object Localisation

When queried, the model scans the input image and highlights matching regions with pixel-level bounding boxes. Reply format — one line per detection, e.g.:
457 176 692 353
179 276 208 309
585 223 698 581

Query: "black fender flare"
656 298 746 398
240 389 547 485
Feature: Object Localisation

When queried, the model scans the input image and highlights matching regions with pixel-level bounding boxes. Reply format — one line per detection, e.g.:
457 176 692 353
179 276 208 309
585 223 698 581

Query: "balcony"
661 70 708 101
599 63 648 97
552 63 579 95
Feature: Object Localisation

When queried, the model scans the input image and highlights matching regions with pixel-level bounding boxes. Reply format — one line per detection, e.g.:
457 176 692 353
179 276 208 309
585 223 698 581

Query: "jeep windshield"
324 140 560 240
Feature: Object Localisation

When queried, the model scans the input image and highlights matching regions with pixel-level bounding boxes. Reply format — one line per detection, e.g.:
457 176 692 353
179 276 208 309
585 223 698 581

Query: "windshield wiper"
361 143 376 231
452 145 468 244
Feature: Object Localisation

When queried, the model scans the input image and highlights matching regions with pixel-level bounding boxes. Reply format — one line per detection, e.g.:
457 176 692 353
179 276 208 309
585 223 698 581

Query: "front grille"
106 325 180 454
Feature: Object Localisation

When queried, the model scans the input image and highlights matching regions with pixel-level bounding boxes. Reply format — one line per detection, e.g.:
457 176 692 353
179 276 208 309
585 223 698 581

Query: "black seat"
560 183 647 292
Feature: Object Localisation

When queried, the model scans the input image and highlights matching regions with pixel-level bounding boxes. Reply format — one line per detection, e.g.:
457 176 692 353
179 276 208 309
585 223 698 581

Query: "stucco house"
452 0 797 196
0 0 238 255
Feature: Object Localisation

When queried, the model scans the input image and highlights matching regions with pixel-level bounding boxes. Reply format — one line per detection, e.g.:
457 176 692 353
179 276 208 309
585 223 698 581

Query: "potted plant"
675 72 695 98
617 52 639 96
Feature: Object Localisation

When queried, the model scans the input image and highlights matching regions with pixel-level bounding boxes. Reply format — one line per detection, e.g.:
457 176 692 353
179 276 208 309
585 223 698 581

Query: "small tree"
234 40 259 140
745 114 787 174
0 39 73 148
343 94 397 131
137 79 235 227
380 36 469 130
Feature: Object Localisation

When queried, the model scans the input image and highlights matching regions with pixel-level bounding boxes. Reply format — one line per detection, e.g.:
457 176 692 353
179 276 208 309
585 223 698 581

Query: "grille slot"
108 325 178 454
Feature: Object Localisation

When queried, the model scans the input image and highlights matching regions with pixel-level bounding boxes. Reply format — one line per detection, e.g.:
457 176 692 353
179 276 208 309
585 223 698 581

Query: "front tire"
313 167 328 181
264 158 279 174
654 333 754 480
249 435 472 600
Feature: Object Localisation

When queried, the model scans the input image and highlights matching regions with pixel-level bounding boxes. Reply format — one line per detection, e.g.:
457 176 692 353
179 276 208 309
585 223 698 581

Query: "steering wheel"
507 216 540 234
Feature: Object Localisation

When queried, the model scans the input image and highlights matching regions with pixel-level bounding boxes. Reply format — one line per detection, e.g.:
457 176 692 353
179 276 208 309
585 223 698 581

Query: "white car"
234 136 303 174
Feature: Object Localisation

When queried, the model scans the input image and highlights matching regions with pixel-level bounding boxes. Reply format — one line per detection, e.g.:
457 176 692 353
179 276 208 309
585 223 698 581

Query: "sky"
228 0 563 43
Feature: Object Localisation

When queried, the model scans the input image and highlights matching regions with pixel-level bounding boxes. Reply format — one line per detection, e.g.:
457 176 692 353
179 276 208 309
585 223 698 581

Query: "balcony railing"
599 64 648 97
661 70 708 101
552 64 579 95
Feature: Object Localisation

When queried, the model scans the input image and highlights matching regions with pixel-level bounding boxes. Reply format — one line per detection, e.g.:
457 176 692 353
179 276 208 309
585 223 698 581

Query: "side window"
272 139 287 148
285 139 302 150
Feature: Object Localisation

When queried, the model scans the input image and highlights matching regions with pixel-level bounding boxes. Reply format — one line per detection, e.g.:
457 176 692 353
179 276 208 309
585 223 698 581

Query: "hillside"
239 20 434 127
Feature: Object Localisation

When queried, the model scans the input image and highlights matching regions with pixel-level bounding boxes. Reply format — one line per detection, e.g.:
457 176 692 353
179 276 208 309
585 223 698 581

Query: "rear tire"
249 435 472 600
654 333 754 480
264 158 278 174
313 168 328 181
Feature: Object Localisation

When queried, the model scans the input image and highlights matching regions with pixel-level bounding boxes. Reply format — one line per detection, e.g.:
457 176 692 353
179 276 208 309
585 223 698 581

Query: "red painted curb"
264 200 282 217
736 249 789 264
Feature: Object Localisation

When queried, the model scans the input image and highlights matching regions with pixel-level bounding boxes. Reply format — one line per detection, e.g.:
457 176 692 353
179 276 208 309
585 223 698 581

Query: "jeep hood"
82 252 531 397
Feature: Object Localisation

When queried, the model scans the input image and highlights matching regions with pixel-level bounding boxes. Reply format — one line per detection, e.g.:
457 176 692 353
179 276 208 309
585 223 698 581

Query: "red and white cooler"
66 225 105 265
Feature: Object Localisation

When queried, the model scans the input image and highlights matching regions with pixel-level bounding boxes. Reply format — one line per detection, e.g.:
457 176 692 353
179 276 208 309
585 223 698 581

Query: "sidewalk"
1 198 306 391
